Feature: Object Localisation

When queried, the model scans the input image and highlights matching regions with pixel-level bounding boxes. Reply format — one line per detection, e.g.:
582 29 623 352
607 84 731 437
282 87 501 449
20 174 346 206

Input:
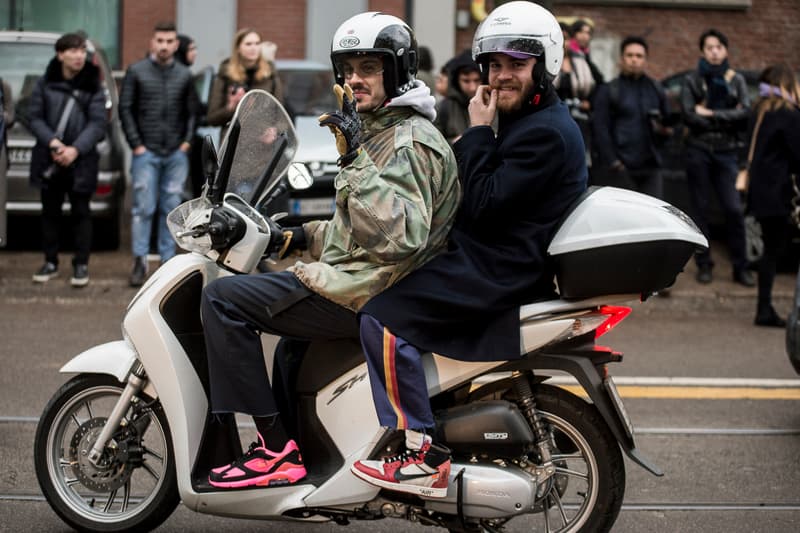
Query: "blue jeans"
685 145 747 272
130 149 188 260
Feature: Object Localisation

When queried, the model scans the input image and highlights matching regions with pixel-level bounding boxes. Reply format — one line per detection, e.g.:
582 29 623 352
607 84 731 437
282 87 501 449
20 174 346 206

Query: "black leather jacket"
680 69 750 152
119 57 198 155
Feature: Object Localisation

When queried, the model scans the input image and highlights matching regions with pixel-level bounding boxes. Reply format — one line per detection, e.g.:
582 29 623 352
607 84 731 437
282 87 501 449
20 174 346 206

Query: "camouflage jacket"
290 105 460 311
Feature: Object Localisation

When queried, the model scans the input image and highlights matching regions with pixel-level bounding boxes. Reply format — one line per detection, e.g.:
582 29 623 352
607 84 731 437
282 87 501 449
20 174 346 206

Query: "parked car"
0 31 127 249
193 60 339 225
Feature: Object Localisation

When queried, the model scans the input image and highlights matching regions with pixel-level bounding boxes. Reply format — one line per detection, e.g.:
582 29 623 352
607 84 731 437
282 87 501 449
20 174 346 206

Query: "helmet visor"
473 35 545 60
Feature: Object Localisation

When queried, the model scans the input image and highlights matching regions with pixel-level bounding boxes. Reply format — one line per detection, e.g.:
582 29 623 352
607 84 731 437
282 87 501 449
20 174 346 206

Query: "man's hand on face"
468 85 497 127
319 83 362 168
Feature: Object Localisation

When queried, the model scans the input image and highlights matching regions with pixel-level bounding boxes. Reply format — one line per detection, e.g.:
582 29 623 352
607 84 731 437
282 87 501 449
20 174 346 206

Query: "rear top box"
548 187 708 299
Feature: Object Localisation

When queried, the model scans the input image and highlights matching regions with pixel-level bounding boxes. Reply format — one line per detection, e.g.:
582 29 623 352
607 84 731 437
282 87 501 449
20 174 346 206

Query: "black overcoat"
746 104 800 218
361 91 588 361
28 58 106 193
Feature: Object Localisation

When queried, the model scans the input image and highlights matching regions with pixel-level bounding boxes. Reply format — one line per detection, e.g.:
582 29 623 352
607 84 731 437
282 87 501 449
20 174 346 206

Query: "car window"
0 41 53 105
278 68 337 118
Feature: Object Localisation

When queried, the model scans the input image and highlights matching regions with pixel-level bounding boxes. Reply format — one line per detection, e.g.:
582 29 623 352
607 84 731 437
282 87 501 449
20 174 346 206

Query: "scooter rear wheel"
34 374 179 532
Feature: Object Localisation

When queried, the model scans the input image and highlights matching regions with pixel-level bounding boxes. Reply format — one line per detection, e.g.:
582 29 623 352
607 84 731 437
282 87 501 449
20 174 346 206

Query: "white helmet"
331 12 418 98
472 1 563 82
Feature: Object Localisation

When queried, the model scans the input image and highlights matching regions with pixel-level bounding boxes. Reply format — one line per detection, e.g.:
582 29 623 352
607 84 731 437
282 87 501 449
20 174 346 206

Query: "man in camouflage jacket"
200 35 460 484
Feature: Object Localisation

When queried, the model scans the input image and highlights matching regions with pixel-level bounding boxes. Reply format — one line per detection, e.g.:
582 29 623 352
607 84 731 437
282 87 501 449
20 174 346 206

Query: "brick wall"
555 0 800 79
237 0 306 59
369 0 406 18
120 0 177 68
453 0 799 80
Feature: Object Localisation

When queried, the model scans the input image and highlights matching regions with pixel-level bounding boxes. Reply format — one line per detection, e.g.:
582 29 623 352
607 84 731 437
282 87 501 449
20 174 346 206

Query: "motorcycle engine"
435 400 534 458
422 462 538 518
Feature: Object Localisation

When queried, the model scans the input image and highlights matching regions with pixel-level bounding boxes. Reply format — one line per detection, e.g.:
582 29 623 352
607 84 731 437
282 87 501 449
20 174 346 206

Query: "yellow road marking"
558 385 800 400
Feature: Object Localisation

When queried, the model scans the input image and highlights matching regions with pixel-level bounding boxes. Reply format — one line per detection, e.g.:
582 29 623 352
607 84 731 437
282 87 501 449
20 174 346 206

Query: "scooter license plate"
604 377 635 441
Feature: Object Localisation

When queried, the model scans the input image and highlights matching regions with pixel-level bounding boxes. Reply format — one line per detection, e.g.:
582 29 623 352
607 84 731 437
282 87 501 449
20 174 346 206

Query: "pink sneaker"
208 434 307 489
351 441 451 498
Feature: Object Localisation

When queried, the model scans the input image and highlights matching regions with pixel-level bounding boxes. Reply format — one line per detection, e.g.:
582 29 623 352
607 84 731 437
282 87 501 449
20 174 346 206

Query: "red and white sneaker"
208 435 307 489
351 441 451 498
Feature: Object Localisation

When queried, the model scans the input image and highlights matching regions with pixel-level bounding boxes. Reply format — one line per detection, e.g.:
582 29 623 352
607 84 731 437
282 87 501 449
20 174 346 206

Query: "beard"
492 80 534 113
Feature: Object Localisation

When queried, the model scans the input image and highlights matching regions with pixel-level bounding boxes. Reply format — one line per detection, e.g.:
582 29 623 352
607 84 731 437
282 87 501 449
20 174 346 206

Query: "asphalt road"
1 244 799 532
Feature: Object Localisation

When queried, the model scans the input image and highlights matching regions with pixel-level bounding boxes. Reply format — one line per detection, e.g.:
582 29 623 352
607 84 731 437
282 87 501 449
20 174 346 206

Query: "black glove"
319 84 362 168
265 216 286 255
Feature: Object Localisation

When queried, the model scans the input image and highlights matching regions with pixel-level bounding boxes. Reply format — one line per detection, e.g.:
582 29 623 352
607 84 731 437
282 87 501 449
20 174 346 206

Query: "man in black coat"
680 28 752 286
29 32 106 287
592 36 671 198
350 2 587 498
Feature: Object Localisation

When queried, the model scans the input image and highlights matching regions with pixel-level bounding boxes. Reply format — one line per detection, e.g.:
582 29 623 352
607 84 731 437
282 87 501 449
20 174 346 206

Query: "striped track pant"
359 313 435 432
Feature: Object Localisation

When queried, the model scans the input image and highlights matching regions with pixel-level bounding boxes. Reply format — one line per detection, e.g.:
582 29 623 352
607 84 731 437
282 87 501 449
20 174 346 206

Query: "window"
0 0 120 66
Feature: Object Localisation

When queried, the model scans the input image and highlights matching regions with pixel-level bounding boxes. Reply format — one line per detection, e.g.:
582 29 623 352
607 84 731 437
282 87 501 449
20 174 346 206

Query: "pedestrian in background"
556 19 603 172
416 45 437 94
28 32 106 287
680 28 753 286
746 65 800 327
120 21 198 287
434 49 481 144
206 28 283 141
0 68 13 248
592 36 670 198
175 34 197 68
175 33 207 199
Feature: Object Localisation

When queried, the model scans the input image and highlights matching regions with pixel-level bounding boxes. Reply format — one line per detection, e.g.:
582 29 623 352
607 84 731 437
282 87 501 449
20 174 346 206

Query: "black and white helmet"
472 1 563 87
331 12 418 98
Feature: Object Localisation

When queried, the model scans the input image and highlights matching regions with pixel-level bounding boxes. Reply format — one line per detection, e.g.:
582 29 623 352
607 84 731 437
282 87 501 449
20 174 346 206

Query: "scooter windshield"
217 89 298 205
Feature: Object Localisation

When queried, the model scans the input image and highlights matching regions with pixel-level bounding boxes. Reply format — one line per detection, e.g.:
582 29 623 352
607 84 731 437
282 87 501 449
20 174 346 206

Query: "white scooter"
34 90 707 533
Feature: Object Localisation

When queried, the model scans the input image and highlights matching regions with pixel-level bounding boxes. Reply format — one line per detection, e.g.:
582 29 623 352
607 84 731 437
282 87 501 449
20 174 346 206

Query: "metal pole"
405 0 414 26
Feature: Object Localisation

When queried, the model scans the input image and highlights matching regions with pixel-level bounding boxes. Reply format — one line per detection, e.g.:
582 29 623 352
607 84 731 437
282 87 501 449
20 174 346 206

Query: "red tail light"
594 306 632 339
95 184 112 196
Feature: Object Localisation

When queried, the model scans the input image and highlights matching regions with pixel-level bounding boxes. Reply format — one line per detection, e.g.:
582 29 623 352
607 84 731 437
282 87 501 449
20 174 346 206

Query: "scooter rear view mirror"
287 162 313 191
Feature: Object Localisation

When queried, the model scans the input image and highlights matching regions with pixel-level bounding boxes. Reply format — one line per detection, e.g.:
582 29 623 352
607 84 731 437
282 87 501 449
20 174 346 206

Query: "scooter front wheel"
34 374 179 532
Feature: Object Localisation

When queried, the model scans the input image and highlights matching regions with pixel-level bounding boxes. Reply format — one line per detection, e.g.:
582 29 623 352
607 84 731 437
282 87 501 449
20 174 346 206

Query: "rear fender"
59 340 157 398
490 352 663 476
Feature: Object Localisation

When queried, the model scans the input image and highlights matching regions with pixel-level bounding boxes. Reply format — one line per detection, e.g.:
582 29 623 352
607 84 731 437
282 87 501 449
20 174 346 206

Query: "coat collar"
44 56 100 93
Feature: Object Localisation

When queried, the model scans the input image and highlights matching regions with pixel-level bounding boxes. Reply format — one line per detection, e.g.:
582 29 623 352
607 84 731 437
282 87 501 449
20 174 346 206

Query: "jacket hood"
44 56 101 93
386 80 437 121
445 49 480 97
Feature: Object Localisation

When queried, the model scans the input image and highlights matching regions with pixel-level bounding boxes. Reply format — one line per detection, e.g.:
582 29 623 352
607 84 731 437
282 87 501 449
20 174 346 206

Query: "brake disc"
68 417 135 492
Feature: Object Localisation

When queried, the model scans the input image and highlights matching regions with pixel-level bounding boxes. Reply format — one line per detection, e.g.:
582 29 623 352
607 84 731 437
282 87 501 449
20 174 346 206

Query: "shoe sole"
32 273 58 283
71 277 89 287
208 466 307 489
350 464 448 498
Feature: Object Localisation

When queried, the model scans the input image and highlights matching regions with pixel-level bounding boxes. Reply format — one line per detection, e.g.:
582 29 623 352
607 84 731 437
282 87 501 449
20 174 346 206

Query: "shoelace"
383 448 422 465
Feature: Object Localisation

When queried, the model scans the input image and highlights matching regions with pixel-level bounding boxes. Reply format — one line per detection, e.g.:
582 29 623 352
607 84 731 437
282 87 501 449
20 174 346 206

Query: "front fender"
59 340 157 398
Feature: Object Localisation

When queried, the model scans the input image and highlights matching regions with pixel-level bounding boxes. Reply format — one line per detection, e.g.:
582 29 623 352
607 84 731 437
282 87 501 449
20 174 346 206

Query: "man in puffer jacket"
119 21 198 286
29 32 106 287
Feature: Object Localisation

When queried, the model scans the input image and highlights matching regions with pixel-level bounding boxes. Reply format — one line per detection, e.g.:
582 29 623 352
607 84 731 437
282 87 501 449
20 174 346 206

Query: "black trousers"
592 165 663 199
685 145 747 272
40 174 92 266
201 270 358 417
756 216 791 313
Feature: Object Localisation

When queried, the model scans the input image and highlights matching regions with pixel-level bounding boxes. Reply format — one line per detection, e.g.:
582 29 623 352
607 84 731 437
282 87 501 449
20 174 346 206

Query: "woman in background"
207 28 283 140
747 64 800 327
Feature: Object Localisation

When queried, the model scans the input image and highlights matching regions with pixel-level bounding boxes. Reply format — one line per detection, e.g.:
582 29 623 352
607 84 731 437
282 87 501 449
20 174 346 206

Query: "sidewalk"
0 241 797 314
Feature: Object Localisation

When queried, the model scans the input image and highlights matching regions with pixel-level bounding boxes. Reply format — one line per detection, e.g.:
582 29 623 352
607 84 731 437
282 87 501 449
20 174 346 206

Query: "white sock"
405 429 432 451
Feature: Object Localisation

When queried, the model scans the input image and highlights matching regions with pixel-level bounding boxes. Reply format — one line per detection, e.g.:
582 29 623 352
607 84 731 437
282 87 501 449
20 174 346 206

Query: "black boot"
754 306 787 328
129 256 148 287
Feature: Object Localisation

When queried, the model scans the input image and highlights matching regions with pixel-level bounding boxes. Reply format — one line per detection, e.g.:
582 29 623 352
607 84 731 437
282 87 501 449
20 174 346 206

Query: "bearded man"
351 1 588 498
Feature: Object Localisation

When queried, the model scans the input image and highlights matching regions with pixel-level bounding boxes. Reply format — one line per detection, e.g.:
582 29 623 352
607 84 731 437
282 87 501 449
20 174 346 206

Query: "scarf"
698 58 731 110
